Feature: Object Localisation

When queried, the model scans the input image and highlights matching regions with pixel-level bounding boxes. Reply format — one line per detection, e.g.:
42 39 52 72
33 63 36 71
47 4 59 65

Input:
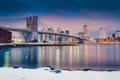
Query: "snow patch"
0 67 120 80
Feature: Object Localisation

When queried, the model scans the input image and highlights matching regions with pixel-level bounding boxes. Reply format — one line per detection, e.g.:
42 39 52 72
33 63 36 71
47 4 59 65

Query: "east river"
0 44 120 70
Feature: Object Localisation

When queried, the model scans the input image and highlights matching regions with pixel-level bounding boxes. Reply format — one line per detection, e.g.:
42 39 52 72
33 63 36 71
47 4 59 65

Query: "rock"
44 66 61 74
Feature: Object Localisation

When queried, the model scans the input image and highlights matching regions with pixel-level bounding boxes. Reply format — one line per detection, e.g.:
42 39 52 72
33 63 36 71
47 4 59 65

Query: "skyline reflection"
0 44 120 70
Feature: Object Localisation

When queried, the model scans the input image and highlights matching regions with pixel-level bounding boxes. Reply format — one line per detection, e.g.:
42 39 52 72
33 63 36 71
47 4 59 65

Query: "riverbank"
0 42 120 48
0 43 77 48
84 41 120 44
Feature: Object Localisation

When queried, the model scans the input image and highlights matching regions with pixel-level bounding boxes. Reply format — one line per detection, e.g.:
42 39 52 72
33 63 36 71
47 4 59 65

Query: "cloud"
0 0 120 17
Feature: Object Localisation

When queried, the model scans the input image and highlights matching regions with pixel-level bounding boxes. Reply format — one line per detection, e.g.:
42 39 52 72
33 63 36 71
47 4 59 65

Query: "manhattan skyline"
0 0 120 38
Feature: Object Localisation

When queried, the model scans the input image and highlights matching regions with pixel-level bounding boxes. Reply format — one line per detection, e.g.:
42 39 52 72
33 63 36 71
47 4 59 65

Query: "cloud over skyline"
0 0 120 17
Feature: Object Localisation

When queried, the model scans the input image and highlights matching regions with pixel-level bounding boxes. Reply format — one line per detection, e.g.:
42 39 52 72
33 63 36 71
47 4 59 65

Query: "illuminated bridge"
0 16 85 44
0 26 84 44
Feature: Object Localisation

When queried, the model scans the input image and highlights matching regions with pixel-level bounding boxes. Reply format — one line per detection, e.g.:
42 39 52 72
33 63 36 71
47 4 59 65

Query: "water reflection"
0 48 10 67
0 44 120 70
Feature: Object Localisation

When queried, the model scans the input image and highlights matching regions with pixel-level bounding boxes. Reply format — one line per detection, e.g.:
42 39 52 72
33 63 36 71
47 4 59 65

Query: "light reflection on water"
0 44 120 70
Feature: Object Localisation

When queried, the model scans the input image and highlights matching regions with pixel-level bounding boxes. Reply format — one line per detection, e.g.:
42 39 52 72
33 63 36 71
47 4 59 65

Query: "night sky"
0 0 120 37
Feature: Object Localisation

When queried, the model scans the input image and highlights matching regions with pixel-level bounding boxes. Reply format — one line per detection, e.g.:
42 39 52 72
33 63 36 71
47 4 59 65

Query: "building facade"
83 25 88 38
99 27 106 38
115 31 120 38
0 28 12 43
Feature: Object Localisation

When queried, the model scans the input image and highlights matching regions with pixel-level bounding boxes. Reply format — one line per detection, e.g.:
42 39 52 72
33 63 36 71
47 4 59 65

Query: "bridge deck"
0 26 85 40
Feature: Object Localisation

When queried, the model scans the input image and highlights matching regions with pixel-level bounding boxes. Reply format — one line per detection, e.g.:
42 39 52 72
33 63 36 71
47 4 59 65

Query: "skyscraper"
99 27 106 38
115 31 120 38
57 27 62 33
83 25 88 38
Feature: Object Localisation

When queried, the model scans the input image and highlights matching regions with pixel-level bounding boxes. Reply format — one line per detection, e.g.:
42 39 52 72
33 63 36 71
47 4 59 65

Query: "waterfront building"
83 25 88 38
112 31 120 42
56 27 62 43
47 27 54 41
96 38 104 43
115 37 120 42
0 28 11 43
65 30 69 35
115 31 120 38
47 27 54 33
104 36 114 42
78 32 84 38
40 29 46 42
99 27 106 39
64 30 69 42
57 27 62 33
112 33 115 41
96 27 107 43
41 29 46 32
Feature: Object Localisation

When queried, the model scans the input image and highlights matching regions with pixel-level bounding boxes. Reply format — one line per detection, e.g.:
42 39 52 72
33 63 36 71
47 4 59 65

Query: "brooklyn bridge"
0 16 86 44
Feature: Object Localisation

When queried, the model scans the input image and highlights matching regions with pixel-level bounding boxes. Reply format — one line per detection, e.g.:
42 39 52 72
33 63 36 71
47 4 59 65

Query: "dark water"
0 44 120 70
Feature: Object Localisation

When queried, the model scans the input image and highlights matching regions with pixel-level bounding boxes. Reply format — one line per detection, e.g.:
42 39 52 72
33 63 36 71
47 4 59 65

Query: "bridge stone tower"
26 16 38 42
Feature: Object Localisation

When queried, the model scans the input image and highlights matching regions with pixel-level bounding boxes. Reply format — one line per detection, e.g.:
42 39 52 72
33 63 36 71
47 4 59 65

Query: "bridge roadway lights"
38 32 85 44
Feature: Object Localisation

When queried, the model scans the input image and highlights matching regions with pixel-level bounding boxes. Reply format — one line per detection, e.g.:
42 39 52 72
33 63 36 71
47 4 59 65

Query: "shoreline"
0 42 120 48
0 43 77 48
